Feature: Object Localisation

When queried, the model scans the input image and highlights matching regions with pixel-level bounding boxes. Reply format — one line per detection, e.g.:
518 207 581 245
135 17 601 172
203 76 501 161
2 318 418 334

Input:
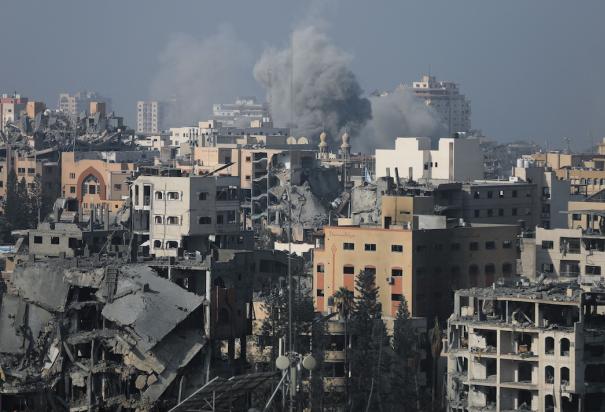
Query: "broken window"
166 240 178 249
51 236 60 245
560 338 570 356
167 216 179 225
545 337 554 355
561 367 570 385
155 191 163 200
560 260 580 277
153 240 162 248
154 216 163 224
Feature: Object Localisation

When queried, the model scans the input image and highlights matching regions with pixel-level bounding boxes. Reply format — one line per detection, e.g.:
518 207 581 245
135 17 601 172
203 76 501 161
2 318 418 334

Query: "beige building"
131 173 242 257
60 151 155 215
313 215 519 321
446 283 605 412
136 100 167 134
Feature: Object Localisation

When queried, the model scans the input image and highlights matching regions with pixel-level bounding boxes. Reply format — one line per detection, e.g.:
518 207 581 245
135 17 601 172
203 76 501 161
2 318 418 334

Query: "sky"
1 0 605 151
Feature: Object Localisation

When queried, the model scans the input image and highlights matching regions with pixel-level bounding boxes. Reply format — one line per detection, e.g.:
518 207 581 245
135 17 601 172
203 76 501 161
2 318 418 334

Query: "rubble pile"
0 260 208 411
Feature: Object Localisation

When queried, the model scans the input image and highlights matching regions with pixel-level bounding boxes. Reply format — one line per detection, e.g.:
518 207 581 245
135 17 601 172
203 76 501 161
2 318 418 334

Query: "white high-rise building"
411 75 471 135
212 97 269 126
137 100 167 134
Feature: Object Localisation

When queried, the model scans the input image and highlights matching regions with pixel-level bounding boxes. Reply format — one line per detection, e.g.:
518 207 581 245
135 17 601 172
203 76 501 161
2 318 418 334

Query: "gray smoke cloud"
254 26 372 143
151 27 255 126
359 87 447 152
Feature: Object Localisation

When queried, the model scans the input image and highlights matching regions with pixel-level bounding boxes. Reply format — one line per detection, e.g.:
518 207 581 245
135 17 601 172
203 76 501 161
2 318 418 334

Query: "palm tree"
333 287 354 319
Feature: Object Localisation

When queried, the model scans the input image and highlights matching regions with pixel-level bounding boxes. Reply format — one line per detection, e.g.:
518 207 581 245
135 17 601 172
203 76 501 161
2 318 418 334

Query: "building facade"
446 284 605 411
58 91 109 118
313 216 519 321
212 97 269 126
375 136 483 182
130 174 242 257
137 100 167 134
411 74 471 135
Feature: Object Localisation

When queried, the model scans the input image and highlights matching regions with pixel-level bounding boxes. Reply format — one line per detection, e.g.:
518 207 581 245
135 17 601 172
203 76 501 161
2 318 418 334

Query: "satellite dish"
276 355 290 370
286 136 297 145
302 355 317 371
297 136 309 144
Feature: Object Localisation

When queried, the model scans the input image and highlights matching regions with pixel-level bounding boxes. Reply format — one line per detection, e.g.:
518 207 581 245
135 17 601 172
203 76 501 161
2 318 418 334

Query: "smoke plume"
254 26 372 142
359 87 447 152
151 28 255 126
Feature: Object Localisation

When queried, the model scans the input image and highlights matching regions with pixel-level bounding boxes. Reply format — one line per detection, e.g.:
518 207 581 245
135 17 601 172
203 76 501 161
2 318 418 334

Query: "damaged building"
445 281 605 412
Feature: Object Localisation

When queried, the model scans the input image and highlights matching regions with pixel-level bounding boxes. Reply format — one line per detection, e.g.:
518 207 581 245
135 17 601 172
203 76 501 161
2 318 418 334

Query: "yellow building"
313 216 518 321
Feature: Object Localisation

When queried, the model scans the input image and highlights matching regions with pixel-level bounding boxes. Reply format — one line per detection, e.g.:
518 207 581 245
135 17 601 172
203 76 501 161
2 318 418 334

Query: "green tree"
391 296 421 411
333 287 354 319
349 269 391 411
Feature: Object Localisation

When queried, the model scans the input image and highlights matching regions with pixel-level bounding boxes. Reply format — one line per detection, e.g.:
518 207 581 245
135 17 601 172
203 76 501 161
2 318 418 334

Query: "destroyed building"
446 281 605 412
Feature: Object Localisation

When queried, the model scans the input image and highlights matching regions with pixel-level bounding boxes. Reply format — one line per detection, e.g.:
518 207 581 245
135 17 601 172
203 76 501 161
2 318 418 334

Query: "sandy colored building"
60 151 155 214
446 283 605 412
313 215 518 321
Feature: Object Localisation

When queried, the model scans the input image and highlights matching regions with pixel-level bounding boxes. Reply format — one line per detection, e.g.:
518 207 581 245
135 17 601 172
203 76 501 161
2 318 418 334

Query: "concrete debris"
0 258 209 411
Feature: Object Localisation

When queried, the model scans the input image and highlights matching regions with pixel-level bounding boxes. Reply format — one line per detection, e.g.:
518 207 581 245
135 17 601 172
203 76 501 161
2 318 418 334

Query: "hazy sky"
1 0 604 150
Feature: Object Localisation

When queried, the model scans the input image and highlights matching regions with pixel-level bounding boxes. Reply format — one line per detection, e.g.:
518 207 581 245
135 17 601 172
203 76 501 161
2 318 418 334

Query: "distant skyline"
1 0 604 151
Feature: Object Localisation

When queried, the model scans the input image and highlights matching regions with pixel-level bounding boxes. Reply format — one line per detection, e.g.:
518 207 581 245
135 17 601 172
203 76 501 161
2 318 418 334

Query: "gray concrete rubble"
0 259 209 411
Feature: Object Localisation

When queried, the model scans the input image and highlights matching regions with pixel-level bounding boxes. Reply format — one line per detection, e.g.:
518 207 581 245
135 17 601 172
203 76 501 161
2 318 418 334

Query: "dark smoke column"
254 26 372 144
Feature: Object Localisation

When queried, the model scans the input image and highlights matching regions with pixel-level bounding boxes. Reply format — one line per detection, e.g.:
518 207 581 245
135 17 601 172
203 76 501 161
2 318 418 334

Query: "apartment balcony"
323 377 346 392
324 350 345 362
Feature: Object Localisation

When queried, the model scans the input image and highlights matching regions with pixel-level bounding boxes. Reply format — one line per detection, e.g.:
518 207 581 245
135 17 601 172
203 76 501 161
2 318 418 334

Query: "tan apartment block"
313 217 519 321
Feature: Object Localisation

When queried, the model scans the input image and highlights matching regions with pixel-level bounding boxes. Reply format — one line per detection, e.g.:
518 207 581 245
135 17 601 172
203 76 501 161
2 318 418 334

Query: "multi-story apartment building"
313 215 519 322
212 97 269 126
60 151 156 214
130 173 243 257
410 74 471 135
375 136 483 182
58 91 110 118
0 149 61 215
0 93 28 130
446 283 605 411
136 100 167 134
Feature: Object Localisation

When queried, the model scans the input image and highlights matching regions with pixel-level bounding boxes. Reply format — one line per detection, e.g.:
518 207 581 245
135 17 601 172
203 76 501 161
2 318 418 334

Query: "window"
343 242 354 250
155 191 163 200
114 184 122 191
512 190 518 198
343 265 355 275
487 209 493 217
216 214 224 224
166 240 179 249
469 242 479 251
198 216 212 224
69 172 76 179
485 241 496 250
27 168 35 174
167 216 179 225
487 191 493 199
153 240 163 248
474 191 480 199
512 208 518 216
542 240 554 249
561 367 570 384
70 187 76 193
154 216 163 224
317 289 324 297
167 191 180 200
392 268 403 277
586 265 602 275
572 213 581 221
391 294 403 302
502 262 513 275
198 192 208 201
474 209 480 218
503 240 513 249
51 236 60 245
316 264 325 273
545 337 554 354
33 236 43 244
364 267 376 276
545 366 554 384
541 263 554 273
391 244 403 252
450 242 461 251
226 210 237 224
498 208 504 217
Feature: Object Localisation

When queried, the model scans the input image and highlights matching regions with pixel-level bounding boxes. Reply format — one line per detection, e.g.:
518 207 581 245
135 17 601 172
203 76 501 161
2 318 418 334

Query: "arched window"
166 240 179 249
545 395 554 412
153 240 162 248
82 175 100 195
545 337 554 354
561 338 570 356
561 367 570 385
155 191 163 200
545 366 554 384
154 216 163 224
